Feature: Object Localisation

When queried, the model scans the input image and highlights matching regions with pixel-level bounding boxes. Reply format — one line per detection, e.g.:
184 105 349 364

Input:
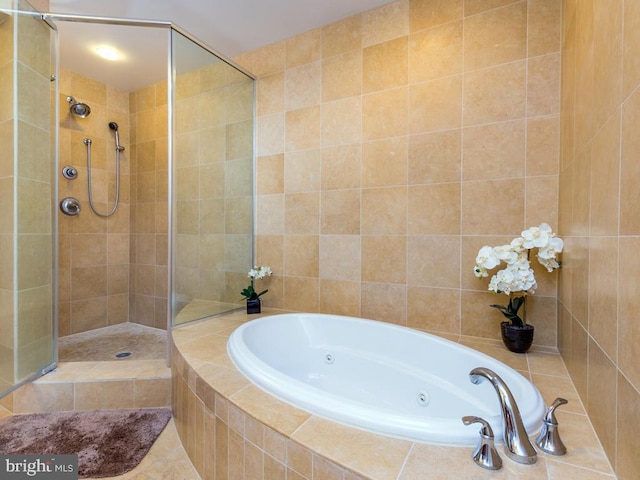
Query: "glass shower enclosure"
0 0 57 399
0 2 255 399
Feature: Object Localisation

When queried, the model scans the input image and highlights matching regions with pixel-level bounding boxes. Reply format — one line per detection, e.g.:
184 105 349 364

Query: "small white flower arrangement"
474 223 563 327
241 265 272 300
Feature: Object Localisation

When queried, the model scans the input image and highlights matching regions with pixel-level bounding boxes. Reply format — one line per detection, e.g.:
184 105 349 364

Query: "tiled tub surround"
172 310 616 480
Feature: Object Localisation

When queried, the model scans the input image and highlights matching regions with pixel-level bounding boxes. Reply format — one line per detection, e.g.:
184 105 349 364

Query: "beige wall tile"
253 0 560 348
464 2 527 71
363 37 408 94
462 120 525 181
256 194 284 235
292 416 411 480
361 282 407 326
363 88 408 140
623 0 640 97
322 50 362 102
461 178 524 235
253 41 286 78
70 297 107 333
286 28 321 68
285 193 319 235
590 114 620 235
284 235 319 277
618 236 640 391
525 175 559 229
587 339 617 465
319 280 361 316
284 149 321 193
409 0 462 31
283 275 320 312
257 154 285 194
286 106 321 152
407 235 460 288
320 191 360 235
408 130 461 185
322 97 363 147
527 53 561 117
592 0 623 130
257 72 284 116
361 236 406 284
70 234 108 267
362 187 407 235
285 62 321 111
362 137 408 187
620 88 640 235
409 76 462 134
322 15 362 58
407 184 460 235
362 0 409 47
526 116 560 176
617 372 640 480
407 286 460 334
319 235 361 282
464 0 518 17
257 113 285 156
135 378 171 408
463 60 526 126
75 380 135 410
409 21 463 83
321 144 362 190
528 0 562 57
12 383 74 413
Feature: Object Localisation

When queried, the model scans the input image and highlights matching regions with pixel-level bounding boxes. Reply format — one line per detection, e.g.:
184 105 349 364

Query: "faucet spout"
469 367 537 465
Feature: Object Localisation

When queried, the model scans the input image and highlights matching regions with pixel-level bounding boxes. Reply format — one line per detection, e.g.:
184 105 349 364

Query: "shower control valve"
60 197 81 216
62 165 78 180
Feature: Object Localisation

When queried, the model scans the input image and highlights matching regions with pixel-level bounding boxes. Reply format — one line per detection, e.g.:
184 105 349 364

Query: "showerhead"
108 121 125 152
67 96 91 118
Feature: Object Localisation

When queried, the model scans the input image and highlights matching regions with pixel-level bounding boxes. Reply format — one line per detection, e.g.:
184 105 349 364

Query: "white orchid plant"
473 223 563 327
241 265 272 301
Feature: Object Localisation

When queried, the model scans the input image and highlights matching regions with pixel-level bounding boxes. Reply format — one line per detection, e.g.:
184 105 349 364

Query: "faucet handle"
462 416 503 470
535 397 568 455
544 397 568 423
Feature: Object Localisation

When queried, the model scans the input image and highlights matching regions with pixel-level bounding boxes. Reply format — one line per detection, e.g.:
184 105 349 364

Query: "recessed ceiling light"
96 46 119 61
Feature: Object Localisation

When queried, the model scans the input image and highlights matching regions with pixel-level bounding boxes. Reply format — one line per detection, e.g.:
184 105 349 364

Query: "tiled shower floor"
58 323 167 362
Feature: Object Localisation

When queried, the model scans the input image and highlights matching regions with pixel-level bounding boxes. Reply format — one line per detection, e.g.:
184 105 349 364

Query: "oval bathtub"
227 313 545 446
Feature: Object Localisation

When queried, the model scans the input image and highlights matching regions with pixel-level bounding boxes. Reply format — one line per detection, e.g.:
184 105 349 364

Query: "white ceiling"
47 0 394 92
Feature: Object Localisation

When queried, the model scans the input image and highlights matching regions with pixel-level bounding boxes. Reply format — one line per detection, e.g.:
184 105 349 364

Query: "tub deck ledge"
171 309 615 480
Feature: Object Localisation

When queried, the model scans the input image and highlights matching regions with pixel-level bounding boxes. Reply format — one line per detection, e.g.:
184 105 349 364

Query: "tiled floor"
58 323 167 362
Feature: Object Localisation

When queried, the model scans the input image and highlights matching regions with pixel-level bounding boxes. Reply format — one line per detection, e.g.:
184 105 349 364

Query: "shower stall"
0 0 255 398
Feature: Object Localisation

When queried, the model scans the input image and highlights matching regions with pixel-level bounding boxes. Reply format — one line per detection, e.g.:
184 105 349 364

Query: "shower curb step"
3 360 171 414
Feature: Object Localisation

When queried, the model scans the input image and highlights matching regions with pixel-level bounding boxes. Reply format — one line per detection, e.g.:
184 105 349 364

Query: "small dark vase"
246 296 261 314
500 321 534 353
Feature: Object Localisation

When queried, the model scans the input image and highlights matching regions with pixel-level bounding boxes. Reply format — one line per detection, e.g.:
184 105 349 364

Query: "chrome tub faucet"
469 367 537 465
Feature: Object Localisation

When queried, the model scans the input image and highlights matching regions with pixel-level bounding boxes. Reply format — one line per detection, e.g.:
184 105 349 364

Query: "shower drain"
115 351 132 359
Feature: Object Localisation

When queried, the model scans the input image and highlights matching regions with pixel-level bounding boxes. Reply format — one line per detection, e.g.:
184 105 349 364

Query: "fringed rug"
0 408 171 478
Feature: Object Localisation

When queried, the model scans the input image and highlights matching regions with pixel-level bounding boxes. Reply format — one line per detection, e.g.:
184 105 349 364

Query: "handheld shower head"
67 96 91 118
108 121 125 152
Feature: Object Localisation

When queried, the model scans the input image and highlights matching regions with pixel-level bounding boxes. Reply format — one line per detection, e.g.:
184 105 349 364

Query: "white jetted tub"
227 313 545 445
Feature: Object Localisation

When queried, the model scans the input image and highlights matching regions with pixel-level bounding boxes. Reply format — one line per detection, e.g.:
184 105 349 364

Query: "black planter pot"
500 321 534 353
246 297 261 314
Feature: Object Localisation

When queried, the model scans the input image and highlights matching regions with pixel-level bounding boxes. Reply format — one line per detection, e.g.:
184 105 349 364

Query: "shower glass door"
0 0 57 399
170 28 255 326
